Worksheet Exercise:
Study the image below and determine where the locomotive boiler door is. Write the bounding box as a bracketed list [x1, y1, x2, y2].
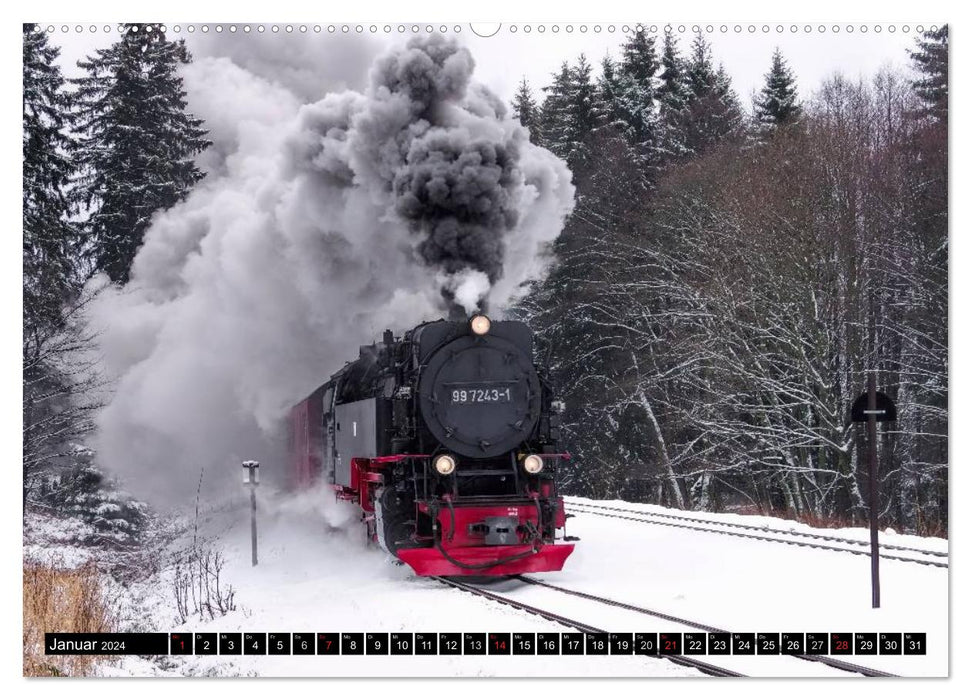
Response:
[418, 334, 541, 459]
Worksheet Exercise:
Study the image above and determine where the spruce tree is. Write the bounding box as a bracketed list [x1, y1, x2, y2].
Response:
[566, 54, 600, 166]
[754, 48, 801, 129]
[540, 62, 574, 163]
[23, 24, 78, 330]
[657, 29, 688, 112]
[909, 25, 948, 123]
[74, 23, 209, 283]
[685, 34, 717, 97]
[620, 28, 660, 96]
[597, 54, 623, 127]
[539, 57, 601, 170]
[712, 65, 744, 137]
[656, 29, 689, 159]
[23, 25, 103, 519]
[616, 28, 661, 158]
[511, 77, 542, 144]
[681, 34, 743, 155]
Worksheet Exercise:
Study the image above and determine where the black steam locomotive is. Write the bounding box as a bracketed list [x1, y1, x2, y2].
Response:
[288, 315, 576, 576]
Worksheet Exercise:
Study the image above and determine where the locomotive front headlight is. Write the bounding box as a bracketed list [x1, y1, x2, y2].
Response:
[433, 454, 456, 476]
[470, 314, 491, 336]
[523, 454, 544, 474]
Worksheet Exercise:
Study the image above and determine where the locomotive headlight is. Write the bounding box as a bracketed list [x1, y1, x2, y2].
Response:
[433, 454, 457, 476]
[523, 454, 544, 474]
[470, 314, 491, 336]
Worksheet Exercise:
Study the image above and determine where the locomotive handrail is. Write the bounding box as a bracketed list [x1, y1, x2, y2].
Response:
[450, 468, 515, 477]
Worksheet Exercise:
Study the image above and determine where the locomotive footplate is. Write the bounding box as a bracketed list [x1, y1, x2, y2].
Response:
[396, 543, 576, 577]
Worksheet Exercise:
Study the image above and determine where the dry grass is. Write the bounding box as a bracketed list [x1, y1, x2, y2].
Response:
[730, 505, 948, 538]
[23, 561, 115, 677]
[732, 505, 862, 531]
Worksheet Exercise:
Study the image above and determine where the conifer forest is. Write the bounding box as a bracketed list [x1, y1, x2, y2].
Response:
[23, 24, 948, 537]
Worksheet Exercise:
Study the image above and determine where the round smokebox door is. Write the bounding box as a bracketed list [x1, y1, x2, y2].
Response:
[418, 334, 541, 458]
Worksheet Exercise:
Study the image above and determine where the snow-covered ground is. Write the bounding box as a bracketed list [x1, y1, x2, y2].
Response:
[69, 488, 946, 678]
[550, 497, 948, 677]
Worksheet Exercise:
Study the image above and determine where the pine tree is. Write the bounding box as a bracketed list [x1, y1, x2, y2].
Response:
[680, 34, 743, 155]
[539, 57, 603, 170]
[616, 28, 661, 158]
[684, 34, 717, 98]
[23, 25, 105, 520]
[597, 54, 623, 126]
[657, 29, 688, 112]
[656, 29, 689, 159]
[620, 28, 660, 96]
[74, 23, 209, 283]
[511, 77, 542, 144]
[754, 48, 801, 129]
[23, 24, 78, 330]
[565, 54, 601, 167]
[46, 452, 149, 547]
[909, 25, 948, 123]
[540, 62, 574, 163]
[714, 65, 744, 131]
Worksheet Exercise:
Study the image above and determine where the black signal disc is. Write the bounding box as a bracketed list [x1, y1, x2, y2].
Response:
[418, 334, 541, 458]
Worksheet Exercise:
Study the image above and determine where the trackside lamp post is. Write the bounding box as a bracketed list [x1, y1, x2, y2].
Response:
[243, 460, 260, 566]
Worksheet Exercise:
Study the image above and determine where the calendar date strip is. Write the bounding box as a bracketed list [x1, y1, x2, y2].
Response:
[44, 629, 924, 670]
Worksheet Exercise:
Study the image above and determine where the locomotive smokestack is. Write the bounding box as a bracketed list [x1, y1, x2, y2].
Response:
[446, 303, 467, 322]
[442, 289, 487, 321]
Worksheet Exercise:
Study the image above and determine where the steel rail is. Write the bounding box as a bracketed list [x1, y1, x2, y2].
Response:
[566, 503, 947, 569]
[516, 575, 897, 677]
[434, 576, 744, 677]
[564, 499, 947, 558]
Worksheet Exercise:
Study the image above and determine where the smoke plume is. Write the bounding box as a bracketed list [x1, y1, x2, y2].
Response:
[88, 35, 574, 502]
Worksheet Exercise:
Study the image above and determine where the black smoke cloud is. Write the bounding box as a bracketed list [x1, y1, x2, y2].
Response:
[373, 37, 535, 311]
[398, 132, 519, 285]
[87, 35, 574, 503]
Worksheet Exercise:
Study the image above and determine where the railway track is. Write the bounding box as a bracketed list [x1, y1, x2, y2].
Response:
[516, 575, 896, 678]
[566, 500, 947, 557]
[436, 576, 898, 677]
[565, 500, 947, 568]
[434, 576, 743, 677]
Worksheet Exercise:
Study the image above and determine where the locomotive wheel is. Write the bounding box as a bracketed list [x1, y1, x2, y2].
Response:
[380, 486, 405, 513]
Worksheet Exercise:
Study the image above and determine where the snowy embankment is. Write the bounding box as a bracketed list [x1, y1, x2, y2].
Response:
[550, 497, 948, 677]
[80, 487, 944, 678]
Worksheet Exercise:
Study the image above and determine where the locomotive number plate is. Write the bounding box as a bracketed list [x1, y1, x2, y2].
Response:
[448, 384, 514, 404]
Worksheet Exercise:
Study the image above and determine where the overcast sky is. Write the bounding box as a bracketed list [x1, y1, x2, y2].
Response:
[43, 22, 926, 113]
[463, 23, 922, 108]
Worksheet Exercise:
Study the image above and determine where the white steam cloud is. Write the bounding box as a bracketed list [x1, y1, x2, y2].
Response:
[88, 35, 574, 503]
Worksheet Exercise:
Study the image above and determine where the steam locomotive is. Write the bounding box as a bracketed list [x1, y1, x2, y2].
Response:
[287, 315, 576, 576]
